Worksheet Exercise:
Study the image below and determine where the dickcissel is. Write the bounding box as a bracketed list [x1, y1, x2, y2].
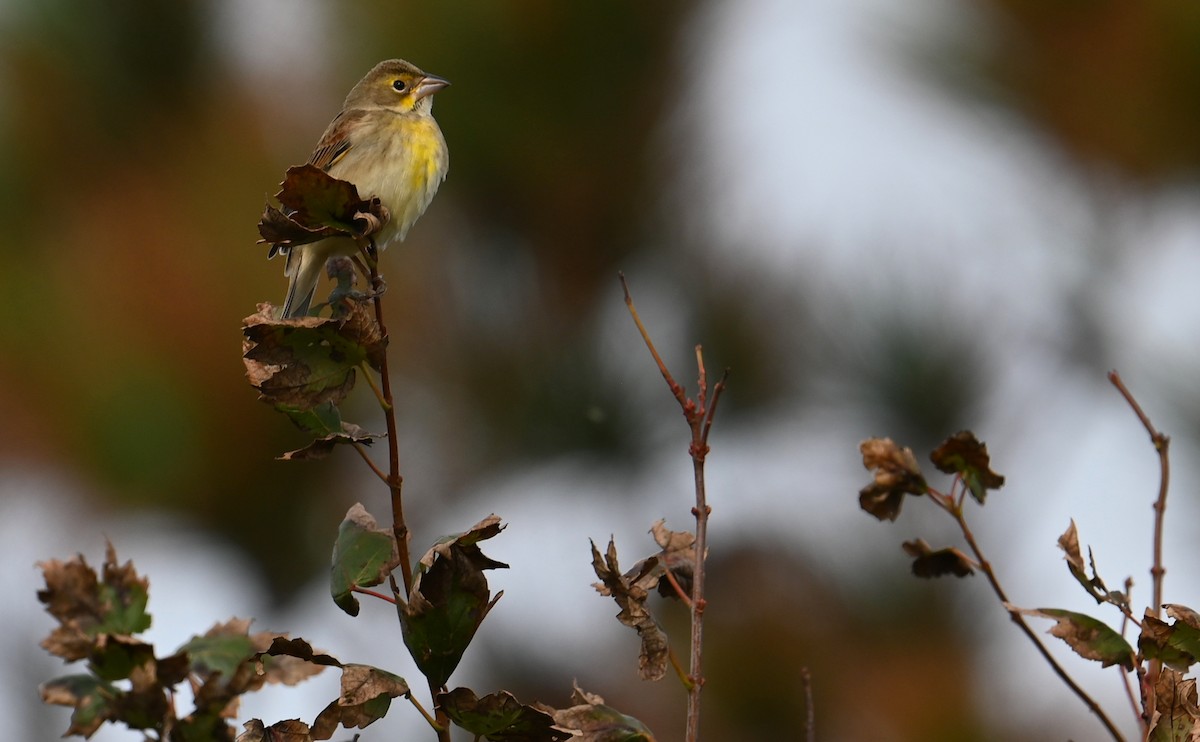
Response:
[279, 59, 449, 318]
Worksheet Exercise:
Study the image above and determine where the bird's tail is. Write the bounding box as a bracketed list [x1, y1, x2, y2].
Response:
[280, 247, 323, 318]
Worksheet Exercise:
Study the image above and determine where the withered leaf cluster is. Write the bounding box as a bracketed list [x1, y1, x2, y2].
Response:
[1011, 524, 1200, 737]
[590, 521, 698, 681]
[858, 431, 1006, 522]
[857, 437, 929, 521]
[247, 165, 395, 457]
[37, 545, 397, 741]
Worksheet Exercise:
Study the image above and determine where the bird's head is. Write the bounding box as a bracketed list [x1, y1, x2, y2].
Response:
[346, 59, 449, 114]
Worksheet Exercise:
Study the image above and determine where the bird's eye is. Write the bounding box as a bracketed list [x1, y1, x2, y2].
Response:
[392, 79, 407, 92]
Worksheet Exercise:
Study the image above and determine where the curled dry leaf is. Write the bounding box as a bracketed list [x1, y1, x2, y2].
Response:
[236, 718, 314, 742]
[255, 635, 339, 687]
[648, 520, 698, 597]
[1147, 667, 1200, 741]
[590, 538, 669, 681]
[929, 431, 1005, 504]
[552, 682, 657, 742]
[617, 521, 699, 600]
[257, 164, 390, 253]
[1057, 520, 1124, 607]
[1166, 604, 1200, 629]
[310, 663, 409, 738]
[901, 539, 975, 578]
[37, 541, 152, 663]
[858, 437, 928, 521]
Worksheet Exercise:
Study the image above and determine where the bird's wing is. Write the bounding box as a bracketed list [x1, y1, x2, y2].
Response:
[309, 109, 369, 172]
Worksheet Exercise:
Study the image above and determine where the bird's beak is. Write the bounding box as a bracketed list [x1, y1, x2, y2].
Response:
[414, 74, 450, 100]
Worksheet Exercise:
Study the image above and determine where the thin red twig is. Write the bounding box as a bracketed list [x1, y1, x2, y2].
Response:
[1108, 370, 1170, 730]
[1107, 371, 1170, 621]
[351, 585, 397, 605]
[620, 273, 728, 742]
[362, 240, 449, 742]
[950, 504, 1125, 741]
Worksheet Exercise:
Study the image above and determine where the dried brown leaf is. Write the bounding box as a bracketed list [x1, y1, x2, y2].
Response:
[858, 438, 927, 521]
[1148, 667, 1200, 741]
[551, 682, 657, 741]
[236, 718, 314, 742]
[901, 539, 975, 578]
[930, 430, 1005, 503]
[590, 538, 669, 681]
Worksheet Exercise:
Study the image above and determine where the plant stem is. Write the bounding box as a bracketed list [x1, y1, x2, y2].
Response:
[952, 506, 1125, 741]
[428, 682, 452, 742]
[686, 451, 708, 742]
[363, 247, 444, 741]
[620, 274, 729, 742]
[351, 585, 397, 604]
[663, 563, 693, 606]
[366, 264, 414, 598]
[620, 273, 688, 407]
[1116, 580, 1144, 735]
[1108, 371, 1170, 728]
[405, 692, 442, 731]
[1107, 371, 1170, 621]
[350, 442, 388, 485]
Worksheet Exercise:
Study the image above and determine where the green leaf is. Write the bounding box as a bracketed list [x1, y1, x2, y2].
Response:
[1008, 605, 1135, 670]
[242, 308, 365, 411]
[96, 581, 151, 636]
[310, 664, 409, 737]
[399, 515, 508, 687]
[37, 542, 152, 662]
[89, 635, 155, 682]
[929, 431, 1004, 504]
[1139, 606, 1200, 672]
[280, 401, 344, 438]
[40, 674, 117, 738]
[330, 504, 401, 616]
[440, 687, 570, 741]
[271, 401, 381, 461]
[178, 633, 257, 680]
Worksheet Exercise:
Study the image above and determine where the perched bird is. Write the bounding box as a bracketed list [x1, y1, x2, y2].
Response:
[279, 59, 449, 318]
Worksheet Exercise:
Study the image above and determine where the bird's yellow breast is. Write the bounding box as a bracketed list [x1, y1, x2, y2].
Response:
[329, 111, 448, 246]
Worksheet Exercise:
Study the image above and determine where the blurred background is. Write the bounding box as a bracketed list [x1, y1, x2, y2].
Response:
[4, 0, 1200, 739]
